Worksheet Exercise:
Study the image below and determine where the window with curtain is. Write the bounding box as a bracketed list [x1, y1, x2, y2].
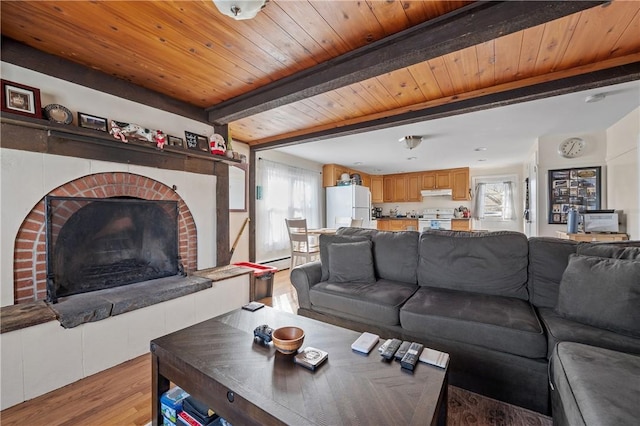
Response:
[256, 158, 321, 263]
[472, 176, 517, 221]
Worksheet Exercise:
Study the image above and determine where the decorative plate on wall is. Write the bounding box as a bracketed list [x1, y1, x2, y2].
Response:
[43, 103, 73, 124]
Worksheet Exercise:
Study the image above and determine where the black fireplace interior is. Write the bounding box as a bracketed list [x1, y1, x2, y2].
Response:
[46, 196, 179, 302]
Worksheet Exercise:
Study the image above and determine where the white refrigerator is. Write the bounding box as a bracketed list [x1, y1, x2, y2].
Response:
[326, 185, 371, 228]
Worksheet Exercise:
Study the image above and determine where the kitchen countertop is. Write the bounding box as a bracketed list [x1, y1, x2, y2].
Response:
[377, 216, 421, 220]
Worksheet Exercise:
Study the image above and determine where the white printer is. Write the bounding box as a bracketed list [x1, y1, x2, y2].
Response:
[582, 210, 619, 233]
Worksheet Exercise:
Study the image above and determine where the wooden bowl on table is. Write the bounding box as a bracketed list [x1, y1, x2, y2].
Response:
[272, 326, 305, 354]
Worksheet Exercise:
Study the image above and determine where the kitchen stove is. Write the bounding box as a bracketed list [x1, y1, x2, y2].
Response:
[419, 209, 455, 231]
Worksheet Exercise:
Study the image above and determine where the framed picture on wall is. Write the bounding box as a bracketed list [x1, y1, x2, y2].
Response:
[1, 79, 43, 119]
[548, 166, 601, 224]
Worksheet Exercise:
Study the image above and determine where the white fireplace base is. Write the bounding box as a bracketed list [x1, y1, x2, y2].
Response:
[0, 274, 249, 410]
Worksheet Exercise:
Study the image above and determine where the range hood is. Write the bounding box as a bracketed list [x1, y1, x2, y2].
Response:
[421, 189, 452, 197]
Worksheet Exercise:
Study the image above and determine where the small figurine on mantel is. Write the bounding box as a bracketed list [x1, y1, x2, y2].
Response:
[154, 130, 167, 150]
[209, 133, 226, 156]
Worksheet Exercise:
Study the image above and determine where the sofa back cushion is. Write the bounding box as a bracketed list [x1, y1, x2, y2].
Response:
[418, 230, 529, 299]
[327, 240, 376, 284]
[319, 234, 371, 281]
[556, 254, 640, 338]
[338, 227, 420, 284]
[528, 237, 578, 308]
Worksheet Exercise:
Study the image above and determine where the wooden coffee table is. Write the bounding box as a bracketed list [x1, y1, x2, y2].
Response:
[151, 307, 448, 425]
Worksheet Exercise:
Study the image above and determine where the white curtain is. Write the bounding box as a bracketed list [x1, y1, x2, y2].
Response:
[472, 183, 486, 219]
[256, 159, 321, 263]
[472, 181, 516, 220]
[503, 181, 516, 220]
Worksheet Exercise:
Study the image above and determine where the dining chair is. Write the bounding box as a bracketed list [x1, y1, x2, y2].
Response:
[285, 218, 320, 270]
[350, 218, 363, 227]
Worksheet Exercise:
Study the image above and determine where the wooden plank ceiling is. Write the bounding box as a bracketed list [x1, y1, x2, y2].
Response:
[1, 1, 639, 148]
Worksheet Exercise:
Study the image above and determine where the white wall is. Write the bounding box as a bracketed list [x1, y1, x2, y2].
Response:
[0, 275, 249, 410]
[606, 107, 640, 240]
[537, 131, 607, 237]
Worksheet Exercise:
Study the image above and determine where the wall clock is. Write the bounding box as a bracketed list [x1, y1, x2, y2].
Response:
[558, 137, 586, 158]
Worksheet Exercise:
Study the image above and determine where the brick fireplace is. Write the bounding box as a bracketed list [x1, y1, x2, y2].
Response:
[13, 172, 197, 304]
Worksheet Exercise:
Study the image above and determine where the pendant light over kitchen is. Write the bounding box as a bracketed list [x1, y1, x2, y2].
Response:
[399, 135, 423, 150]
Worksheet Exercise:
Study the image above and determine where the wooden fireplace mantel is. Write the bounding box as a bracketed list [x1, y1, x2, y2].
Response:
[0, 113, 240, 173]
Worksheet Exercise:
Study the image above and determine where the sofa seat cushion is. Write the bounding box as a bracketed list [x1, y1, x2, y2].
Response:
[309, 279, 417, 326]
[400, 287, 546, 358]
[537, 308, 640, 358]
[417, 231, 529, 299]
[551, 342, 640, 426]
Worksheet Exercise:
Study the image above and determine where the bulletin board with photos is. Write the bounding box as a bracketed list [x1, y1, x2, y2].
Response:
[548, 166, 601, 224]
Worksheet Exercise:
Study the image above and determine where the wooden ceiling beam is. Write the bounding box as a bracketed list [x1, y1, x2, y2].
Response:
[207, 1, 606, 124]
[251, 62, 640, 150]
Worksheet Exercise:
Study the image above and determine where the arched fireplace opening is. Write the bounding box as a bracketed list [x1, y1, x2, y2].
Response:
[46, 196, 180, 302]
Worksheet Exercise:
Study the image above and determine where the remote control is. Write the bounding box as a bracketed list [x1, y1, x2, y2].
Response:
[378, 338, 393, 353]
[400, 342, 423, 371]
[351, 332, 380, 354]
[394, 341, 412, 361]
[380, 338, 402, 361]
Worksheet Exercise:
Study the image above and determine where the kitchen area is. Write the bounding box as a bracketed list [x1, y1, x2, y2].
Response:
[323, 164, 474, 232]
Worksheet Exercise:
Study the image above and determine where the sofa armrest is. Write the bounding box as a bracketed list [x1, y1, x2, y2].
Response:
[290, 260, 322, 310]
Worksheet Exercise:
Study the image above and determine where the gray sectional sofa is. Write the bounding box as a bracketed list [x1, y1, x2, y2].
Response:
[290, 228, 640, 422]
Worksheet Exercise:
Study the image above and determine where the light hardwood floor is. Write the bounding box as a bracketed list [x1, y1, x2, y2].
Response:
[1, 270, 551, 426]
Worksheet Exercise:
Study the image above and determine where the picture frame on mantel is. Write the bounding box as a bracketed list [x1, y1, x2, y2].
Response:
[1, 79, 43, 119]
[184, 131, 209, 152]
[78, 112, 108, 132]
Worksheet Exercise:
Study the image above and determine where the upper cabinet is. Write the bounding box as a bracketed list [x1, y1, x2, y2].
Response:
[451, 167, 471, 201]
[323, 163, 470, 202]
[422, 170, 451, 190]
[370, 176, 384, 203]
[383, 176, 394, 202]
[407, 174, 421, 202]
[322, 164, 370, 188]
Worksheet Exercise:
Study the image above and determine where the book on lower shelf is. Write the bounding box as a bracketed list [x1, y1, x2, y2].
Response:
[294, 347, 329, 370]
[418, 347, 449, 369]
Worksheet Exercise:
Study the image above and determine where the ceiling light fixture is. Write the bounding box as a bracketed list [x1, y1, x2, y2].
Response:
[585, 93, 606, 103]
[212, 0, 268, 20]
[399, 135, 423, 150]
[474, 147, 487, 151]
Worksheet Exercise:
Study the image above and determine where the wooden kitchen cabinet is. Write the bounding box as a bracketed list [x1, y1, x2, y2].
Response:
[389, 219, 417, 231]
[422, 170, 451, 190]
[451, 168, 470, 200]
[407, 174, 421, 201]
[377, 220, 390, 230]
[323, 164, 348, 187]
[393, 174, 407, 201]
[383, 176, 394, 202]
[451, 219, 472, 231]
[370, 176, 384, 203]
[322, 164, 371, 188]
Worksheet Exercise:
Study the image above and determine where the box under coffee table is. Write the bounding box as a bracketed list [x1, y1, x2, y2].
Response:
[151, 307, 448, 425]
